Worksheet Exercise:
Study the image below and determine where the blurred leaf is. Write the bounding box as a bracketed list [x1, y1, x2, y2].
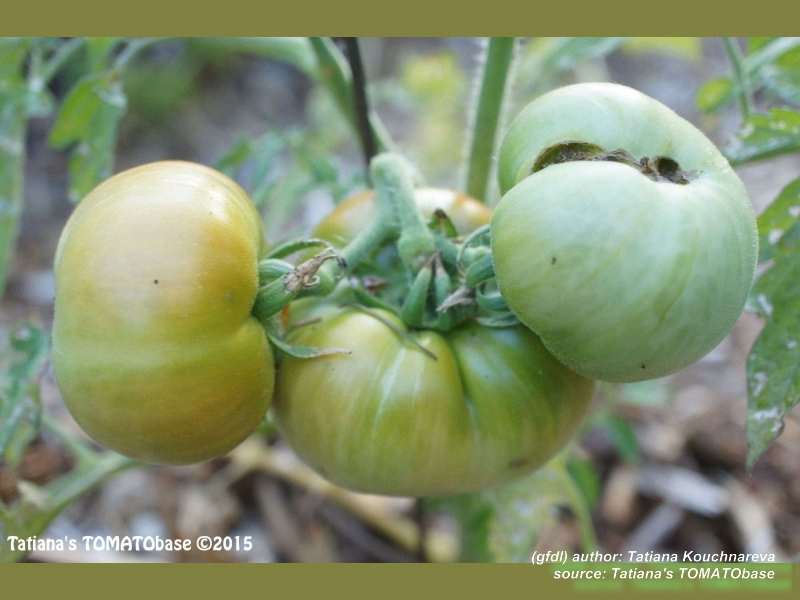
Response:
[604, 415, 641, 464]
[696, 77, 735, 114]
[748, 37, 777, 53]
[745, 176, 800, 469]
[124, 59, 199, 124]
[622, 37, 702, 61]
[216, 127, 363, 242]
[0, 324, 49, 464]
[742, 37, 800, 77]
[24, 41, 56, 119]
[698, 38, 800, 117]
[84, 37, 121, 72]
[725, 108, 800, 163]
[431, 456, 596, 562]
[0, 38, 31, 298]
[746, 293, 800, 470]
[0, 438, 133, 562]
[48, 72, 127, 202]
[192, 37, 316, 76]
[754, 177, 800, 263]
[394, 52, 466, 183]
[567, 458, 601, 508]
[761, 47, 800, 107]
[532, 37, 625, 75]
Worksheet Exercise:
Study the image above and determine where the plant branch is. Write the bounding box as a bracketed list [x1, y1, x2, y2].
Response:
[464, 37, 517, 203]
[722, 37, 753, 120]
[338, 37, 377, 170]
[309, 37, 394, 154]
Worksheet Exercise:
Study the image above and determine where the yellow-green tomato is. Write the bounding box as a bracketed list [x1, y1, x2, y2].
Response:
[314, 187, 492, 245]
[52, 161, 274, 464]
[274, 300, 595, 497]
[492, 83, 758, 382]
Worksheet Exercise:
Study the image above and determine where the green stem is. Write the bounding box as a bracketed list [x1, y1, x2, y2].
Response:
[42, 37, 86, 83]
[309, 37, 394, 153]
[0, 39, 31, 299]
[1, 417, 136, 563]
[253, 251, 342, 321]
[111, 37, 161, 74]
[722, 37, 753, 120]
[561, 468, 599, 553]
[464, 37, 516, 203]
[372, 154, 437, 272]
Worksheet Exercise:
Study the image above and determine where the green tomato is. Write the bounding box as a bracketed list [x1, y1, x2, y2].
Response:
[492, 83, 758, 382]
[52, 161, 274, 465]
[274, 300, 595, 497]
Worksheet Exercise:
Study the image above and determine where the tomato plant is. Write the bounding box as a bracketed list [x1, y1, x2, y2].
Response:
[52, 161, 275, 464]
[268, 182, 594, 497]
[492, 82, 759, 382]
[273, 299, 595, 497]
[3, 36, 797, 565]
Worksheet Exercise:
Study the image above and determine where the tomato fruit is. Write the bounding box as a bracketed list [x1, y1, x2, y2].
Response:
[275, 189, 593, 496]
[273, 300, 595, 497]
[52, 161, 274, 464]
[492, 83, 758, 382]
[314, 187, 492, 245]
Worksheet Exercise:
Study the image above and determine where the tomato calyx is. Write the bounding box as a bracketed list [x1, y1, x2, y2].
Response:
[532, 141, 698, 185]
[253, 248, 345, 324]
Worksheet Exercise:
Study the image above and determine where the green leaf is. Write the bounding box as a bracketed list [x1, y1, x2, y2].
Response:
[745, 177, 800, 469]
[0, 324, 49, 464]
[761, 47, 800, 107]
[754, 177, 800, 263]
[696, 77, 735, 114]
[431, 456, 597, 562]
[528, 37, 625, 79]
[748, 37, 777, 53]
[725, 108, 800, 164]
[216, 138, 257, 175]
[746, 279, 800, 469]
[84, 37, 121, 72]
[604, 414, 641, 464]
[742, 37, 800, 77]
[0, 38, 31, 298]
[48, 73, 127, 202]
[567, 458, 601, 508]
[0, 439, 134, 563]
[192, 37, 316, 76]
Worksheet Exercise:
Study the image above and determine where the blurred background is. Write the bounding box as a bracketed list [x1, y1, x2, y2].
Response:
[1, 37, 799, 562]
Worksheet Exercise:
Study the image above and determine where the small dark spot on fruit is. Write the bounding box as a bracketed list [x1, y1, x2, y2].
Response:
[641, 363, 646, 369]
[551, 256, 557, 265]
[154, 279, 159, 284]
[508, 457, 526, 468]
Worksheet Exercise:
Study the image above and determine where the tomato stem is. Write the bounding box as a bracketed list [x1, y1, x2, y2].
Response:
[253, 250, 343, 322]
[464, 37, 517, 204]
[371, 153, 438, 272]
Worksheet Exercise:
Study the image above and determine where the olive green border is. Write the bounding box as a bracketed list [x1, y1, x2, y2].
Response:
[0, 564, 796, 597]
[0, 0, 798, 34]
[3, 1, 800, 593]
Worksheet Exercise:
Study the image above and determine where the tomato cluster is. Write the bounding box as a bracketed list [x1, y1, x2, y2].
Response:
[51, 83, 757, 497]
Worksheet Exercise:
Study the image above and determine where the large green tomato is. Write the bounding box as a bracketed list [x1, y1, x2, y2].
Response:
[52, 161, 274, 465]
[492, 83, 758, 382]
[275, 189, 593, 496]
[274, 300, 595, 497]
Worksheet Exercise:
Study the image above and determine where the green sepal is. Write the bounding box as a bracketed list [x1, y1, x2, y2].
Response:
[399, 259, 434, 328]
